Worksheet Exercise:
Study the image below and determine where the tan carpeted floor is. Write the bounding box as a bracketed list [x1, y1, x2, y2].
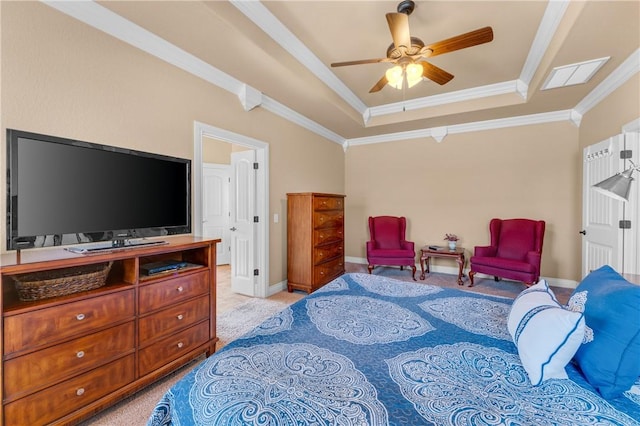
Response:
[80, 263, 572, 425]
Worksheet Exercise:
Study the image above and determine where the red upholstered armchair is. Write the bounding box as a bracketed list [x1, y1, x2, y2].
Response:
[366, 216, 416, 280]
[469, 218, 545, 287]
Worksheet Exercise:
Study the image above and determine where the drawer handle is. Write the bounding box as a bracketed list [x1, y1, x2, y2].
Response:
[177, 342, 184, 349]
[76, 388, 85, 396]
[76, 350, 85, 358]
[177, 314, 184, 320]
[177, 286, 184, 293]
[320, 271, 325, 275]
[76, 313, 85, 321]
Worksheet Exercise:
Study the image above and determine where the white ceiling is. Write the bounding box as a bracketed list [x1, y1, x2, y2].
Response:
[48, 1, 640, 145]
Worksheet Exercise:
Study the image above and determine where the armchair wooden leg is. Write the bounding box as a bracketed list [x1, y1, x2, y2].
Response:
[468, 270, 476, 287]
[368, 265, 373, 274]
[494, 276, 501, 282]
[411, 265, 416, 281]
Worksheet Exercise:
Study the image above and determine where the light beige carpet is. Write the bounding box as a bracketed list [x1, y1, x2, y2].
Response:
[81, 297, 294, 426]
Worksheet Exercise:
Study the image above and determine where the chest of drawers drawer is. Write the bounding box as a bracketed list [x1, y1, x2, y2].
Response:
[313, 210, 344, 229]
[4, 321, 134, 401]
[139, 295, 209, 345]
[314, 256, 345, 286]
[3, 289, 135, 354]
[139, 321, 210, 376]
[313, 196, 343, 211]
[313, 242, 343, 265]
[3, 354, 134, 426]
[139, 270, 209, 314]
[314, 227, 344, 246]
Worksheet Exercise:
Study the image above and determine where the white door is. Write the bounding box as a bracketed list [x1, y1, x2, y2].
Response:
[622, 131, 639, 275]
[582, 135, 625, 276]
[202, 164, 230, 265]
[230, 150, 256, 296]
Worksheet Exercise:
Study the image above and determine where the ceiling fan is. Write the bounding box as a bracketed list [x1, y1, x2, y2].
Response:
[331, 0, 494, 93]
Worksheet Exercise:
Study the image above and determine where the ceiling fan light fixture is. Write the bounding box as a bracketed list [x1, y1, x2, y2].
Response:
[406, 62, 423, 88]
[386, 65, 404, 89]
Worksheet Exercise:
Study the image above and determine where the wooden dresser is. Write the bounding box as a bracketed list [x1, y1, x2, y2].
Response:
[287, 193, 345, 293]
[0, 236, 219, 425]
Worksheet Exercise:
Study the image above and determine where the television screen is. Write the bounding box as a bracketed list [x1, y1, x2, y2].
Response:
[6, 129, 191, 250]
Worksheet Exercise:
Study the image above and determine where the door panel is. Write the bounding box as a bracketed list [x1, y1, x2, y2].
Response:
[582, 135, 624, 276]
[202, 164, 230, 265]
[230, 150, 256, 296]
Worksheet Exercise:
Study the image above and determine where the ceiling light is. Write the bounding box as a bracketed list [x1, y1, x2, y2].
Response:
[385, 65, 404, 89]
[406, 63, 424, 88]
[542, 57, 609, 90]
[386, 62, 424, 90]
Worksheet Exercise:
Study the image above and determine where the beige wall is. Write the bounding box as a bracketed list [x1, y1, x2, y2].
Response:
[1, 2, 636, 285]
[0, 2, 345, 286]
[203, 137, 232, 164]
[345, 122, 582, 281]
[578, 75, 640, 150]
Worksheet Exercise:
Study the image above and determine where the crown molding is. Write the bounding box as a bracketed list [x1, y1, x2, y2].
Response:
[367, 80, 521, 119]
[43, 1, 243, 92]
[230, 0, 368, 115]
[623, 117, 640, 133]
[41, 1, 637, 151]
[42, 0, 345, 147]
[348, 109, 573, 146]
[574, 48, 640, 116]
[518, 0, 570, 91]
[234, 0, 567, 123]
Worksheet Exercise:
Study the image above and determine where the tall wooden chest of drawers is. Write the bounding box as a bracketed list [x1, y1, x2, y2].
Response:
[287, 193, 346, 293]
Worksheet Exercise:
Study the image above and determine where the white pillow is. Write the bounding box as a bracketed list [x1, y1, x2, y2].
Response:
[507, 280, 585, 385]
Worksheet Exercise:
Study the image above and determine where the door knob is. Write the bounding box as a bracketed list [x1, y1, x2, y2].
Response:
[579, 230, 586, 235]
[230, 227, 237, 231]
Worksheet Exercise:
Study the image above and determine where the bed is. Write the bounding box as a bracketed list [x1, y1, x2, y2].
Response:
[148, 272, 640, 425]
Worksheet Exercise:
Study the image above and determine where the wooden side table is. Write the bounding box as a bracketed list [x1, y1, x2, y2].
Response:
[420, 246, 466, 285]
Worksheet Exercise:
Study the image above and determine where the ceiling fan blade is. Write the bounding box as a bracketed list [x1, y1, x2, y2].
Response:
[422, 26, 494, 58]
[369, 75, 388, 93]
[331, 58, 391, 67]
[386, 12, 411, 50]
[420, 61, 454, 85]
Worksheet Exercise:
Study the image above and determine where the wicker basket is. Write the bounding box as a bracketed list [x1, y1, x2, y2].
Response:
[12, 262, 113, 302]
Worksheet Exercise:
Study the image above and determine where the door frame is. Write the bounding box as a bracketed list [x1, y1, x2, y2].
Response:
[193, 121, 270, 298]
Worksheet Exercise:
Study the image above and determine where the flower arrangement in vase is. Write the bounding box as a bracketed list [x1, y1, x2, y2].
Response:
[444, 234, 459, 250]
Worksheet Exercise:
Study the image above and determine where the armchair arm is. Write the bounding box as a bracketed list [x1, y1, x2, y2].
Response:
[366, 241, 376, 251]
[474, 245, 497, 257]
[400, 240, 415, 251]
[526, 251, 542, 269]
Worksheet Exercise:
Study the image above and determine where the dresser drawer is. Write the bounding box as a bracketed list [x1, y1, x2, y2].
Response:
[4, 321, 134, 400]
[3, 354, 134, 426]
[3, 289, 134, 354]
[139, 321, 210, 376]
[314, 256, 345, 285]
[313, 242, 343, 265]
[313, 210, 344, 229]
[314, 227, 344, 246]
[313, 196, 343, 211]
[139, 271, 209, 314]
[139, 295, 209, 345]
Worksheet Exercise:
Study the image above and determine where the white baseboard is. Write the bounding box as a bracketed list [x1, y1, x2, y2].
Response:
[267, 280, 287, 296]
[345, 256, 578, 289]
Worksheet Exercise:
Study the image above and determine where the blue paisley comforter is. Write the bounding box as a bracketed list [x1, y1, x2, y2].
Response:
[148, 273, 640, 425]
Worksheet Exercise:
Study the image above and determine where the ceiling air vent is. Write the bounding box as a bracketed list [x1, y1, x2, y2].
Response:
[541, 57, 610, 90]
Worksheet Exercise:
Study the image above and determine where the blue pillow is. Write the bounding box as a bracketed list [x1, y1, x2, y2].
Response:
[570, 265, 640, 399]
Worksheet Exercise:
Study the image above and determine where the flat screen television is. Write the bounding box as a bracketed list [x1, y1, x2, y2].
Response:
[6, 129, 191, 251]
